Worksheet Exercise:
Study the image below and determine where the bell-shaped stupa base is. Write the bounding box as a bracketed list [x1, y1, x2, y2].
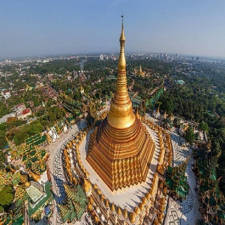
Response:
[87, 117, 155, 191]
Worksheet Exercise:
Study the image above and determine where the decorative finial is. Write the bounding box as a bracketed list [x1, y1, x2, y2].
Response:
[121, 14, 124, 23]
[120, 15, 125, 41]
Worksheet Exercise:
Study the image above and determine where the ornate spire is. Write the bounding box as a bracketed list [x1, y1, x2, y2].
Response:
[107, 16, 135, 129]
[139, 65, 142, 73]
[120, 15, 125, 41]
[87, 16, 155, 191]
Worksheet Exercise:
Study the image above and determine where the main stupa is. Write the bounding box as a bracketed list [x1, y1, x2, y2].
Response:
[62, 17, 173, 224]
[87, 18, 155, 191]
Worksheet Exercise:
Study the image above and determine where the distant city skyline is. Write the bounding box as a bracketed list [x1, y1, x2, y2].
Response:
[1, 0, 225, 58]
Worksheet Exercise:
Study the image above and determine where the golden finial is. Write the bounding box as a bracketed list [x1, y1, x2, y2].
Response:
[118, 15, 126, 73]
[107, 16, 136, 129]
[120, 15, 125, 41]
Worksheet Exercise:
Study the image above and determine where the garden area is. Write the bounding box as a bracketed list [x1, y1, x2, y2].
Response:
[165, 161, 189, 201]
[59, 184, 87, 223]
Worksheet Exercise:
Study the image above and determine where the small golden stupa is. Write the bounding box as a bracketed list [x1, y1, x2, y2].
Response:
[139, 65, 145, 77]
[87, 17, 155, 191]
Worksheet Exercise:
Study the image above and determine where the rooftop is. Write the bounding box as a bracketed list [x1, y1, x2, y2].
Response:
[26, 183, 44, 203]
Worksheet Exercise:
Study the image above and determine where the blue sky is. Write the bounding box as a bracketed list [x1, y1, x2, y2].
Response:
[1, 0, 225, 58]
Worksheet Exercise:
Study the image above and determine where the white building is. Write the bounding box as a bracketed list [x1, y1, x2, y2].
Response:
[1, 90, 11, 99]
[14, 103, 26, 115]
[17, 108, 32, 120]
[99, 54, 104, 61]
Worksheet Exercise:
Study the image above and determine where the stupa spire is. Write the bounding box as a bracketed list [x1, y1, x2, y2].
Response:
[107, 16, 136, 129]
[120, 15, 125, 41]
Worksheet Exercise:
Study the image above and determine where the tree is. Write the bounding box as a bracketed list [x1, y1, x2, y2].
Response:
[0, 135, 7, 150]
[211, 140, 222, 158]
[0, 102, 9, 118]
[185, 127, 195, 144]
[160, 95, 174, 114]
[165, 161, 189, 201]
[173, 118, 181, 127]
[199, 121, 209, 132]
[0, 151, 6, 169]
[0, 185, 14, 210]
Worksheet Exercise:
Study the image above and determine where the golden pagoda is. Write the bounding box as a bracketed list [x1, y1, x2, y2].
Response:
[139, 65, 145, 77]
[87, 18, 155, 191]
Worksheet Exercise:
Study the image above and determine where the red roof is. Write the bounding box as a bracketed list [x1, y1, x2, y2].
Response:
[22, 108, 31, 115]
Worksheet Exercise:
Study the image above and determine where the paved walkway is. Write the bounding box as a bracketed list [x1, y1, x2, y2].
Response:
[47, 122, 84, 225]
[164, 132, 200, 225]
[145, 115, 200, 225]
[44, 119, 95, 225]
